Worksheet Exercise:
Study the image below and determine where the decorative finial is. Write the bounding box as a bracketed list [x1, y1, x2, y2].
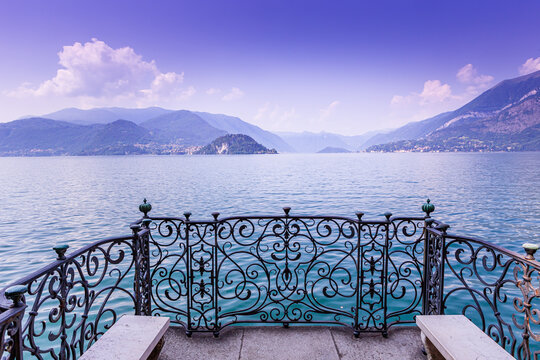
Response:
[139, 198, 152, 218]
[212, 212, 220, 221]
[384, 212, 392, 221]
[523, 243, 539, 260]
[422, 199, 435, 217]
[52, 244, 69, 260]
[184, 212, 192, 221]
[355, 212, 364, 221]
[283, 207, 291, 216]
[4, 285, 27, 307]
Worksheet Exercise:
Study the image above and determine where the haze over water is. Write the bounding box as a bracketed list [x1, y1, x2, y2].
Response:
[1, 152, 538, 287]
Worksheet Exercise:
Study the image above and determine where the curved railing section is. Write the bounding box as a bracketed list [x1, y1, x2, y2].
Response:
[147, 210, 426, 337]
[0, 227, 150, 360]
[424, 222, 540, 360]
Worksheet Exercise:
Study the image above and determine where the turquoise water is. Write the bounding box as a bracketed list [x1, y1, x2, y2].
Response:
[1, 152, 539, 288]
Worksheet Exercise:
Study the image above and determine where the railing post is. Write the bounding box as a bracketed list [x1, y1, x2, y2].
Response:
[133, 199, 153, 316]
[51, 245, 69, 360]
[353, 212, 363, 338]
[423, 222, 448, 315]
[184, 212, 193, 337]
[141, 219, 153, 316]
[131, 223, 143, 315]
[515, 243, 540, 360]
[421, 199, 434, 315]
[421, 199, 447, 315]
[2, 286, 27, 360]
[382, 212, 392, 338]
[212, 212, 220, 338]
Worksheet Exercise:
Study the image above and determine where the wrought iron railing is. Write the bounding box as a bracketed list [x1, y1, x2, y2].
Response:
[1, 200, 539, 359]
[0, 229, 150, 360]
[424, 222, 540, 359]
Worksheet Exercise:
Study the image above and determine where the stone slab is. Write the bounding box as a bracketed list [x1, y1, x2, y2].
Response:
[160, 327, 243, 360]
[239, 326, 340, 360]
[80, 315, 169, 360]
[416, 315, 514, 360]
[330, 327, 423, 360]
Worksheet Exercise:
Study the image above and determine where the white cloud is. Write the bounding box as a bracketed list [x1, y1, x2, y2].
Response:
[206, 88, 221, 95]
[320, 100, 340, 119]
[419, 80, 453, 104]
[147, 72, 184, 95]
[457, 64, 493, 84]
[392, 64, 494, 112]
[456, 64, 493, 94]
[253, 102, 298, 130]
[519, 57, 540, 75]
[222, 87, 244, 101]
[389, 78, 467, 128]
[7, 38, 187, 102]
[392, 80, 454, 107]
[180, 86, 196, 100]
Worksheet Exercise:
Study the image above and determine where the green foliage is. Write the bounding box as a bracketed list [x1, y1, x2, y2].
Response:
[195, 134, 278, 155]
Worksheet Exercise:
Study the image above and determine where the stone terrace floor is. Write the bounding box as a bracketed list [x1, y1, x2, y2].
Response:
[159, 326, 423, 360]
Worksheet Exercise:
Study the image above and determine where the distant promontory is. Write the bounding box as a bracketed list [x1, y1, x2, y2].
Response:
[317, 146, 351, 153]
[195, 134, 278, 155]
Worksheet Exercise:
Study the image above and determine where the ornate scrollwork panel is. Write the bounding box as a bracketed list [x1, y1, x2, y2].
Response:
[386, 219, 425, 327]
[442, 235, 540, 359]
[215, 217, 358, 328]
[11, 238, 137, 359]
[147, 219, 189, 327]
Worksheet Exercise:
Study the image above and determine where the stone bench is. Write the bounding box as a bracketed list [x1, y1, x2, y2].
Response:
[80, 315, 170, 360]
[416, 315, 514, 360]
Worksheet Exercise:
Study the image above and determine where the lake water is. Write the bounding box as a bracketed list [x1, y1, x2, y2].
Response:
[1, 152, 539, 287]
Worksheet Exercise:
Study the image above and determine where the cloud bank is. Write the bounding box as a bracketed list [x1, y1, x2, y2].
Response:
[519, 57, 540, 75]
[222, 87, 245, 101]
[391, 79, 454, 106]
[8, 38, 187, 102]
[456, 64, 494, 94]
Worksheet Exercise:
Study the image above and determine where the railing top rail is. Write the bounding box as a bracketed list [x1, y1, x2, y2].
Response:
[0, 232, 139, 296]
[146, 214, 427, 223]
[427, 226, 540, 269]
[0, 303, 25, 320]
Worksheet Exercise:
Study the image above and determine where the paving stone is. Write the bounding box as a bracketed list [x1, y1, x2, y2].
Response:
[239, 327, 340, 360]
[160, 327, 243, 360]
[330, 327, 424, 360]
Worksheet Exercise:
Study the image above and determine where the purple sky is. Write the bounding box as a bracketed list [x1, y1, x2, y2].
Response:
[1, 0, 539, 134]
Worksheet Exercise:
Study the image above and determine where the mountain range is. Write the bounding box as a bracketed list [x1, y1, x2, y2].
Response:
[1, 70, 539, 155]
[365, 70, 540, 152]
[41, 108, 293, 152]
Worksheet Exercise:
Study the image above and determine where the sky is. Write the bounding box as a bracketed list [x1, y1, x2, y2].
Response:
[0, 0, 539, 135]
